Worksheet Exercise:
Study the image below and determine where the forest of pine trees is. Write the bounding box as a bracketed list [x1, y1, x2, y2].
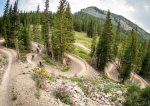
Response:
[0, 0, 149, 82]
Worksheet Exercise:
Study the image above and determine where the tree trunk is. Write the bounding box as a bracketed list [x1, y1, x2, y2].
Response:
[48, 25, 54, 60]
[15, 37, 20, 59]
[60, 15, 64, 64]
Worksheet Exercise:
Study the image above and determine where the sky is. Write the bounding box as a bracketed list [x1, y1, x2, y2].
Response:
[0, 0, 150, 33]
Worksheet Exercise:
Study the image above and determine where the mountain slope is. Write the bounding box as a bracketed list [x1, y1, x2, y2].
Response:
[80, 6, 150, 40]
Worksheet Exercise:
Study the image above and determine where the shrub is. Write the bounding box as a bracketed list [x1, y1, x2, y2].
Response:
[34, 89, 40, 99]
[54, 91, 72, 105]
[42, 56, 54, 65]
[124, 85, 141, 106]
[111, 95, 117, 101]
[139, 86, 150, 106]
[11, 88, 17, 101]
[32, 68, 50, 99]
[32, 68, 49, 79]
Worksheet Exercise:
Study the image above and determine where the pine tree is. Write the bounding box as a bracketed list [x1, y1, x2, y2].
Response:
[65, 3, 75, 52]
[119, 29, 140, 83]
[137, 41, 148, 73]
[32, 4, 41, 42]
[96, 10, 113, 71]
[140, 41, 150, 79]
[13, 0, 20, 58]
[119, 43, 132, 83]
[113, 21, 121, 58]
[42, 0, 54, 59]
[2, 0, 10, 46]
[90, 25, 98, 65]
[130, 29, 140, 79]
[53, 0, 75, 64]
[87, 21, 94, 37]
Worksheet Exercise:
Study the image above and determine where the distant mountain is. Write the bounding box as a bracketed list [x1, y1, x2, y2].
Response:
[80, 6, 150, 40]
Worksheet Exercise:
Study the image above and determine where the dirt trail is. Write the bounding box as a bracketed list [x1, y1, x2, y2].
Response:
[27, 42, 99, 78]
[74, 42, 91, 53]
[0, 39, 17, 106]
[75, 42, 149, 88]
[0, 48, 16, 106]
[131, 73, 149, 89]
[105, 61, 149, 88]
[105, 62, 120, 82]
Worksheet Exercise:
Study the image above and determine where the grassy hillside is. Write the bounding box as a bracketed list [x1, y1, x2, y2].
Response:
[74, 31, 92, 49]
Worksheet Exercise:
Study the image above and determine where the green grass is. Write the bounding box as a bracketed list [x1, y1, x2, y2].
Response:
[54, 91, 73, 105]
[74, 31, 92, 49]
[74, 46, 90, 61]
[60, 66, 71, 72]
[42, 56, 54, 65]
[34, 88, 40, 99]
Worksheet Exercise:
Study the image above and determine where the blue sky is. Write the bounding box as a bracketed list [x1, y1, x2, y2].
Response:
[0, 0, 5, 16]
[0, 0, 150, 33]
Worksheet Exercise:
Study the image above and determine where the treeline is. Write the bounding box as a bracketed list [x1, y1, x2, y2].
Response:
[89, 10, 150, 82]
[1, 0, 31, 54]
[0, 0, 149, 80]
[73, 11, 127, 38]
[0, 0, 74, 64]
[73, 12, 103, 37]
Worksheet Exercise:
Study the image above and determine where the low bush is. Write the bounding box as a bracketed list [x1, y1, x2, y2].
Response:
[124, 85, 150, 106]
[32, 68, 50, 99]
[54, 90, 72, 105]
[42, 56, 54, 65]
[11, 88, 17, 101]
[34, 88, 40, 99]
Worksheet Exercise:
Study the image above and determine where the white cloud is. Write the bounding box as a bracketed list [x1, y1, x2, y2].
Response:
[144, 5, 150, 12]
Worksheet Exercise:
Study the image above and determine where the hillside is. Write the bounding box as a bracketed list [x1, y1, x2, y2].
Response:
[79, 6, 150, 40]
[0, 0, 150, 106]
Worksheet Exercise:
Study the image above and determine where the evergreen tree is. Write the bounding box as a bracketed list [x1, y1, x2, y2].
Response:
[13, 0, 20, 58]
[32, 4, 41, 42]
[64, 3, 75, 52]
[53, 0, 75, 64]
[87, 21, 94, 37]
[2, 0, 10, 46]
[136, 40, 148, 73]
[119, 29, 139, 83]
[90, 25, 98, 65]
[131, 29, 139, 66]
[42, 0, 54, 58]
[96, 10, 113, 71]
[113, 21, 121, 58]
[119, 42, 132, 83]
[140, 41, 150, 79]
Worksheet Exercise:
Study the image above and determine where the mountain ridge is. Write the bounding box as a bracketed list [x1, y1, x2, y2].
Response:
[79, 6, 150, 39]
